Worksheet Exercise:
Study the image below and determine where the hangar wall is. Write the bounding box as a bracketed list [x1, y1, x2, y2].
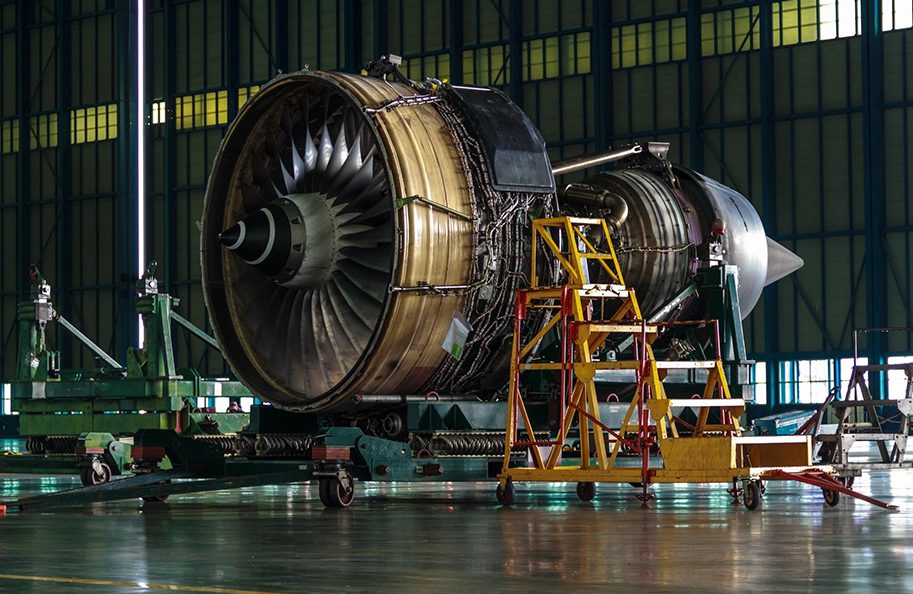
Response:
[0, 0, 909, 408]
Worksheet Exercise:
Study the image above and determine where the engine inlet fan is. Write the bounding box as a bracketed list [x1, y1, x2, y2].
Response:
[215, 80, 393, 400]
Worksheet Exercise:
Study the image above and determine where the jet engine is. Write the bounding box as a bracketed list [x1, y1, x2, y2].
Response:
[200, 65, 801, 413]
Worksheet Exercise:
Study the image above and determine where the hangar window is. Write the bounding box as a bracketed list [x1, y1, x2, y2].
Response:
[780, 359, 836, 403]
[0, 119, 18, 154]
[884, 0, 913, 31]
[462, 44, 510, 86]
[402, 53, 450, 82]
[525, 36, 559, 80]
[612, 17, 686, 70]
[28, 113, 58, 149]
[702, 6, 761, 57]
[773, 0, 821, 46]
[838, 356, 868, 395]
[817, 0, 861, 39]
[1, 384, 9, 415]
[887, 356, 913, 399]
[151, 100, 166, 125]
[523, 32, 590, 81]
[238, 85, 261, 109]
[563, 32, 592, 75]
[751, 361, 768, 405]
[70, 104, 118, 144]
[174, 90, 228, 130]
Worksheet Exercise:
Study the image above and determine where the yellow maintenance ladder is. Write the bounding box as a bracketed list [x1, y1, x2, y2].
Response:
[498, 217, 758, 505]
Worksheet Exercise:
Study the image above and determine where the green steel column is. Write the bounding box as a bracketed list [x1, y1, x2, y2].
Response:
[759, 0, 778, 411]
[163, 0, 175, 292]
[448, 0, 463, 83]
[592, 0, 613, 152]
[862, 0, 887, 396]
[373, 0, 387, 58]
[275, 0, 289, 74]
[507, 0, 522, 105]
[344, 0, 363, 73]
[116, 0, 138, 356]
[225, 0, 239, 121]
[56, 0, 72, 366]
[15, 1, 31, 304]
[686, 1, 704, 170]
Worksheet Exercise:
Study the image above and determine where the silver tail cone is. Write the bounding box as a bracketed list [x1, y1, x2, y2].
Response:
[764, 237, 804, 286]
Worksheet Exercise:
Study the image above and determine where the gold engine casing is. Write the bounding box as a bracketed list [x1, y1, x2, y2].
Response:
[201, 70, 552, 412]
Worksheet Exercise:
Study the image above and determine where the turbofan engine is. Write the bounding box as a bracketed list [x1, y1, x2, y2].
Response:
[200, 66, 801, 412]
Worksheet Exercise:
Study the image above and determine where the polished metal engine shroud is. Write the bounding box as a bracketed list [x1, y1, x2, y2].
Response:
[201, 70, 555, 412]
[202, 69, 803, 415]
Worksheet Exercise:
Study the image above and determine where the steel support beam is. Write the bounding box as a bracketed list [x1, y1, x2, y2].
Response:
[224, 0, 239, 121]
[507, 0, 522, 106]
[592, 0, 613, 152]
[448, 0, 463, 83]
[57, 0, 73, 365]
[116, 0, 138, 355]
[686, 1, 704, 170]
[862, 0, 887, 397]
[344, 0, 363, 74]
[759, 0, 778, 411]
[373, 0, 388, 58]
[15, 1, 31, 304]
[274, 0, 289, 74]
[162, 0, 176, 292]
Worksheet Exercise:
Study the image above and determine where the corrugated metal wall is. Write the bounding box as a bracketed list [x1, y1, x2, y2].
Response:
[0, 0, 910, 409]
[0, 0, 123, 380]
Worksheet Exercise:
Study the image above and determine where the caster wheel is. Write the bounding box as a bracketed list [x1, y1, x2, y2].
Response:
[330, 476, 355, 508]
[743, 480, 762, 511]
[823, 488, 840, 507]
[80, 462, 112, 486]
[318, 478, 332, 507]
[319, 476, 355, 508]
[576, 482, 596, 502]
[142, 495, 170, 503]
[496, 480, 516, 505]
[142, 480, 171, 503]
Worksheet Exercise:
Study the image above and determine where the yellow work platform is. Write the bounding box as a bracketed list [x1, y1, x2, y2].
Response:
[496, 217, 895, 511]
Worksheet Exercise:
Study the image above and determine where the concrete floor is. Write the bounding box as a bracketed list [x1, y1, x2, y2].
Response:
[1, 439, 913, 593]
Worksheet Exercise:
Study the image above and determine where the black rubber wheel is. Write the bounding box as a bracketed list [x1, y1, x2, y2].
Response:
[576, 481, 596, 502]
[841, 476, 855, 489]
[142, 495, 170, 503]
[318, 476, 355, 508]
[142, 480, 172, 503]
[317, 478, 332, 507]
[327, 476, 355, 508]
[80, 462, 112, 486]
[743, 480, 762, 510]
[823, 488, 840, 507]
[496, 480, 516, 505]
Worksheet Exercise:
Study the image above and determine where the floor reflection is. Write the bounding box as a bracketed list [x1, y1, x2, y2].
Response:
[0, 446, 911, 592]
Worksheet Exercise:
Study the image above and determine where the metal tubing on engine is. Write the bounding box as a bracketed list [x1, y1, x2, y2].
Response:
[352, 394, 480, 404]
[560, 183, 630, 228]
[550, 145, 644, 176]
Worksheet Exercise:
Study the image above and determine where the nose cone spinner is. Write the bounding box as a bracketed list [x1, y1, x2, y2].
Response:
[764, 237, 804, 286]
[218, 203, 293, 278]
